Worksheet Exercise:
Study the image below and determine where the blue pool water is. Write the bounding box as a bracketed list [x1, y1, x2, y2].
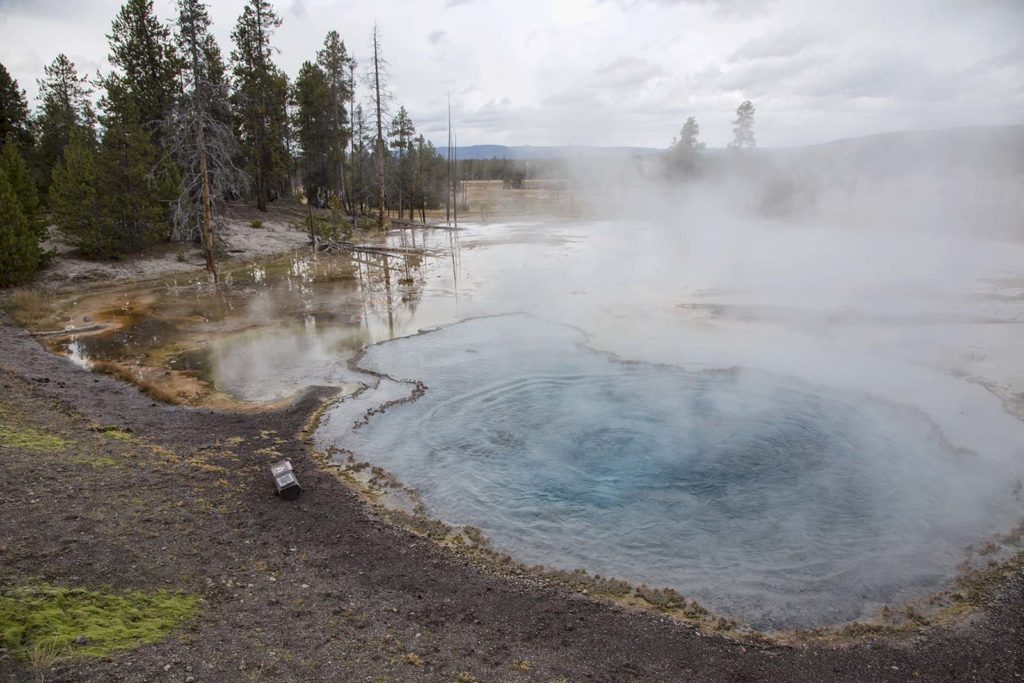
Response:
[316, 315, 1020, 629]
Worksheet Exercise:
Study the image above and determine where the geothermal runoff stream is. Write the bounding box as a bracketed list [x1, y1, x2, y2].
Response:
[54, 218, 1024, 631]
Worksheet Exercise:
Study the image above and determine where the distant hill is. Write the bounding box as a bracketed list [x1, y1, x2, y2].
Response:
[441, 144, 663, 160]
[445, 126, 1024, 163]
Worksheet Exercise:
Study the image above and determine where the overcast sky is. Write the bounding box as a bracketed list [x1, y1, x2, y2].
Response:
[0, 0, 1021, 148]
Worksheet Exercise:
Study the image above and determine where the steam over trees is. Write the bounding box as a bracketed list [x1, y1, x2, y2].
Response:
[670, 115, 704, 174]
[729, 100, 756, 149]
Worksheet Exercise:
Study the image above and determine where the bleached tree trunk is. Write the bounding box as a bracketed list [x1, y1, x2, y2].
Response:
[196, 121, 217, 281]
[372, 25, 386, 228]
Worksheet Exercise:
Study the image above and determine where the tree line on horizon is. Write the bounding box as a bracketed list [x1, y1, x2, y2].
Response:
[0, 0, 458, 284]
[666, 100, 756, 176]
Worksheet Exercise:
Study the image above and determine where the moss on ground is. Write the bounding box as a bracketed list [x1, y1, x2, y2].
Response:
[0, 424, 68, 451]
[0, 582, 198, 662]
[70, 455, 123, 469]
[96, 426, 135, 442]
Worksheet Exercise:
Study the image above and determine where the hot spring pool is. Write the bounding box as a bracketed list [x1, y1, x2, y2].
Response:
[316, 315, 1022, 630]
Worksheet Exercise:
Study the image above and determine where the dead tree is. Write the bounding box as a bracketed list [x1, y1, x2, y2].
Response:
[446, 92, 452, 225]
[370, 24, 388, 229]
[169, 0, 245, 281]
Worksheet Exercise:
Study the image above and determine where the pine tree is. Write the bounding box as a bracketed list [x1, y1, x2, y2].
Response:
[50, 132, 104, 255]
[316, 30, 354, 206]
[670, 116, 704, 175]
[729, 100, 756, 150]
[0, 63, 32, 151]
[350, 104, 371, 214]
[35, 55, 95, 197]
[85, 2, 181, 257]
[106, 0, 180, 139]
[97, 80, 177, 253]
[0, 170, 41, 285]
[389, 106, 415, 219]
[0, 141, 42, 238]
[230, 0, 289, 212]
[293, 60, 332, 207]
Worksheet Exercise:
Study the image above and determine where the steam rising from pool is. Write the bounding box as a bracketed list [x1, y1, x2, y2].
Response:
[316, 315, 1022, 630]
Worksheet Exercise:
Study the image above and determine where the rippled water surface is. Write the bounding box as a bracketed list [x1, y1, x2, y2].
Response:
[318, 315, 1023, 629]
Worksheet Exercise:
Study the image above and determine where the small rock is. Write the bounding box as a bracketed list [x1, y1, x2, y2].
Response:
[74, 635, 90, 646]
[185, 677, 196, 683]
[164, 663, 172, 671]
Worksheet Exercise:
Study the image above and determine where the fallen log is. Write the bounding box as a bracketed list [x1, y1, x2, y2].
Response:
[30, 324, 108, 338]
[389, 219, 463, 231]
[313, 237, 435, 259]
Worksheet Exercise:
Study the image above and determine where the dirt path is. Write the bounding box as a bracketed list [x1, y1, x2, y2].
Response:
[1, 322, 1022, 682]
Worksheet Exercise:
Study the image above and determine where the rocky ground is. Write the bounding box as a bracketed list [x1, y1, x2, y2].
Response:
[1, 321, 1022, 682]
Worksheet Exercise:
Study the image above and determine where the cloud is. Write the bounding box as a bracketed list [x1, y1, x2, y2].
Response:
[604, 0, 773, 17]
[1, 0, 1022, 148]
[593, 56, 666, 89]
[0, 0, 106, 21]
[718, 51, 825, 95]
[287, 0, 308, 20]
[728, 27, 817, 62]
[799, 54, 943, 100]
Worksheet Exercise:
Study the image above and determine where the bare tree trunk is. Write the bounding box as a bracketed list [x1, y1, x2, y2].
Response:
[197, 121, 217, 281]
[453, 130, 458, 229]
[255, 3, 269, 212]
[372, 25, 386, 229]
[348, 65, 356, 215]
[446, 93, 451, 225]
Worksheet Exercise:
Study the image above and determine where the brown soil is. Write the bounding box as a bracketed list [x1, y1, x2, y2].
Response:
[1, 322, 1022, 682]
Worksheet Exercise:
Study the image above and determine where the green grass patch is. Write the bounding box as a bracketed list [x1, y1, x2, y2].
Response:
[0, 583, 198, 662]
[70, 456, 122, 469]
[91, 426, 135, 442]
[0, 424, 68, 452]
